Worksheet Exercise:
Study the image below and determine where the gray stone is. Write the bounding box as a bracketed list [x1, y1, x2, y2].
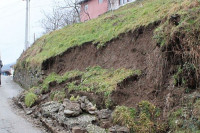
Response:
[86, 124, 106, 133]
[41, 94, 48, 101]
[63, 99, 82, 117]
[51, 112, 66, 125]
[72, 126, 87, 133]
[88, 111, 95, 115]
[78, 96, 87, 103]
[109, 125, 130, 133]
[34, 88, 41, 95]
[64, 110, 76, 116]
[79, 96, 96, 113]
[41, 101, 61, 117]
[63, 114, 97, 129]
[59, 105, 65, 112]
[26, 109, 33, 115]
[80, 103, 86, 110]
[96, 109, 112, 119]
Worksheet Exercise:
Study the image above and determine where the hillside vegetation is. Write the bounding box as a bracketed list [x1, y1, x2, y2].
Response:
[14, 0, 200, 132]
[17, 0, 198, 67]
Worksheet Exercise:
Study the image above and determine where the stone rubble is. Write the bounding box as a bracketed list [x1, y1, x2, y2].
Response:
[15, 94, 130, 133]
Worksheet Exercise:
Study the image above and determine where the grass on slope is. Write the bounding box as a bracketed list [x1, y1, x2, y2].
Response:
[41, 66, 140, 94]
[66, 66, 141, 94]
[18, 0, 198, 67]
[39, 66, 140, 106]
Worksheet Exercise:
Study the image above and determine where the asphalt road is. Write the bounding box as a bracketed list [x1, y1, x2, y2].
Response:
[0, 76, 42, 133]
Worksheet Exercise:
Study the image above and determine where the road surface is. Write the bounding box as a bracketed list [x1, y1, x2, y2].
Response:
[0, 76, 42, 133]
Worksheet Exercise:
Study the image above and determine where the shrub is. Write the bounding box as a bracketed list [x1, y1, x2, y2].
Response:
[138, 101, 160, 120]
[173, 62, 197, 92]
[112, 101, 163, 132]
[168, 108, 185, 131]
[112, 106, 136, 128]
[25, 92, 38, 107]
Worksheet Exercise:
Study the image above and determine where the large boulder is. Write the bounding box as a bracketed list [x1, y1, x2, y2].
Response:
[63, 114, 96, 129]
[63, 99, 82, 117]
[96, 109, 112, 119]
[78, 96, 97, 114]
[41, 101, 62, 117]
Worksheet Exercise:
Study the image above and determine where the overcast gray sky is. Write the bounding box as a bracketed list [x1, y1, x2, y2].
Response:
[0, 0, 57, 64]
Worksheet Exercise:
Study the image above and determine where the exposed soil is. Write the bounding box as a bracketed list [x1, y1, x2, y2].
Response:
[42, 21, 161, 74]
[40, 18, 200, 121]
[41, 21, 175, 112]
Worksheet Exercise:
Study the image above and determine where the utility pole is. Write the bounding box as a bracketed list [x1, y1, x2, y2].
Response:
[25, 0, 30, 50]
[0, 51, 3, 86]
[34, 33, 36, 42]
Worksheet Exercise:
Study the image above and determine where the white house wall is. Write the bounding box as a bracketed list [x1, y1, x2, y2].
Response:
[109, 0, 135, 10]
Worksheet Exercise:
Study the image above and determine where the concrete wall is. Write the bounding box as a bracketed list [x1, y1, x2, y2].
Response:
[80, 0, 109, 22]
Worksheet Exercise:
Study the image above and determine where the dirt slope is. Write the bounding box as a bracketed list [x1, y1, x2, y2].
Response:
[14, 0, 200, 132]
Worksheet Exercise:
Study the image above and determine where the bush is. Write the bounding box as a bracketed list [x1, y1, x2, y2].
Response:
[173, 62, 197, 92]
[112, 101, 164, 132]
[138, 101, 160, 120]
[112, 106, 136, 128]
[25, 92, 38, 107]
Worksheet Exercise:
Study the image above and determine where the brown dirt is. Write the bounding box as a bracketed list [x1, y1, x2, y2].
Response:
[42, 21, 161, 74]
[41, 21, 170, 108]
[41, 20, 192, 118]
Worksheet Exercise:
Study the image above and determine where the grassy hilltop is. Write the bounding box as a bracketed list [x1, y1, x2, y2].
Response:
[17, 0, 199, 67]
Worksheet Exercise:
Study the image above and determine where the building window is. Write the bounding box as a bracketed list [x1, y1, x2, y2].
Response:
[84, 4, 88, 11]
[119, 0, 130, 5]
[119, 0, 126, 5]
[119, 0, 123, 5]
[99, 0, 103, 4]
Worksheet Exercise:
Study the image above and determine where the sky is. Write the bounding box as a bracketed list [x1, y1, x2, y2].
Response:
[0, 0, 57, 65]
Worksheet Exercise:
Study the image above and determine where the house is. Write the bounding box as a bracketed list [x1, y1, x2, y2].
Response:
[79, 0, 135, 22]
[1, 64, 15, 76]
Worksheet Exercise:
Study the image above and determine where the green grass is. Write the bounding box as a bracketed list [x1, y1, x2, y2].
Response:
[41, 70, 82, 93]
[113, 106, 136, 128]
[112, 101, 163, 132]
[66, 66, 141, 94]
[40, 66, 139, 95]
[69, 95, 80, 101]
[25, 92, 38, 107]
[17, 0, 196, 68]
[154, 3, 200, 47]
[168, 97, 200, 132]
[39, 66, 140, 107]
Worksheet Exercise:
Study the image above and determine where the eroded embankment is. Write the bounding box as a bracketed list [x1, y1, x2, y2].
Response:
[15, 21, 171, 108]
[40, 21, 172, 108]
[14, 15, 200, 133]
[42, 22, 161, 74]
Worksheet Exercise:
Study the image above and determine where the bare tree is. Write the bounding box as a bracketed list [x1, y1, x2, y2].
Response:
[41, 2, 80, 33]
[41, 8, 65, 33]
[59, 0, 81, 22]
